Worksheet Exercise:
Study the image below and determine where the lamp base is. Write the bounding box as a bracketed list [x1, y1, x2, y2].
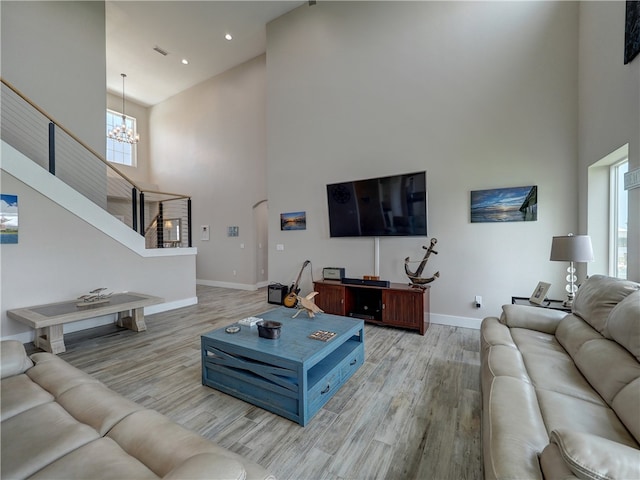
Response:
[563, 293, 575, 308]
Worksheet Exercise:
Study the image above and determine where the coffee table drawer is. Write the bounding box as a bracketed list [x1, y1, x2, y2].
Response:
[309, 368, 341, 407]
[340, 344, 364, 380]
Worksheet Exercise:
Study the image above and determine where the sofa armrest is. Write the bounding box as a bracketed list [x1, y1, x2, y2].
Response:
[163, 453, 247, 480]
[548, 429, 640, 480]
[1, 340, 33, 379]
[500, 304, 567, 334]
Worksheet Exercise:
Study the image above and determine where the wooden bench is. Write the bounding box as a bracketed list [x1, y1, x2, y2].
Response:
[7, 292, 163, 354]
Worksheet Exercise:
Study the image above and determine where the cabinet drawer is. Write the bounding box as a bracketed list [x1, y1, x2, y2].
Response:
[309, 368, 341, 406]
[340, 344, 364, 381]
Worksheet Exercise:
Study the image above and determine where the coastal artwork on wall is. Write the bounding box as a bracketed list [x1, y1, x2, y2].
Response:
[470, 186, 537, 223]
[625, 0, 640, 64]
[0, 194, 19, 244]
[281, 211, 306, 231]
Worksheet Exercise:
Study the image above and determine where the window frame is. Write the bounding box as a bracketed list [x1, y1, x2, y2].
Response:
[106, 108, 137, 167]
[609, 159, 628, 279]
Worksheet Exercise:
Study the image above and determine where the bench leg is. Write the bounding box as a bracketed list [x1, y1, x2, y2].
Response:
[34, 325, 66, 354]
[117, 308, 147, 332]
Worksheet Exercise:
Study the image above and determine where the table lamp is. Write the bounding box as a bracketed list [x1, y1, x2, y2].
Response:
[550, 234, 594, 306]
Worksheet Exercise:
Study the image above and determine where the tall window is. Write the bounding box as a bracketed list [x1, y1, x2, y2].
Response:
[610, 159, 628, 279]
[106, 109, 137, 167]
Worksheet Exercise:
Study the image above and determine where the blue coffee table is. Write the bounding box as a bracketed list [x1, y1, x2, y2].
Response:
[201, 307, 365, 426]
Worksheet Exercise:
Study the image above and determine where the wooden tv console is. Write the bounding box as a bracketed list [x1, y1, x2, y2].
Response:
[313, 280, 429, 335]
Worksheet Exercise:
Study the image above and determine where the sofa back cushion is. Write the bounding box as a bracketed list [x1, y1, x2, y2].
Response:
[572, 275, 639, 336]
[607, 290, 640, 362]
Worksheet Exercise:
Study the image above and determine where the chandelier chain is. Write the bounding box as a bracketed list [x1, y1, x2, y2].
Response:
[108, 73, 139, 144]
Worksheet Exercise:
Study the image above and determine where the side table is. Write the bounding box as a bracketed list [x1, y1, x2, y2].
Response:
[511, 296, 572, 313]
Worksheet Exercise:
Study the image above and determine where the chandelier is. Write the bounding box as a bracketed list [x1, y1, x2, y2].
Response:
[108, 73, 139, 144]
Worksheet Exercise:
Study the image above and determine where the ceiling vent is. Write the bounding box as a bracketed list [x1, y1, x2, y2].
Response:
[153, 45, 169, 56]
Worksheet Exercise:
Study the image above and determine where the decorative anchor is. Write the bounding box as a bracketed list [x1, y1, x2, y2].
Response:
[404, 237, 440, 289]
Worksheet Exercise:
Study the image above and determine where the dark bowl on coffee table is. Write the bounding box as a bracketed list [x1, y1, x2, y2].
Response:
[257, 320, 282, 339]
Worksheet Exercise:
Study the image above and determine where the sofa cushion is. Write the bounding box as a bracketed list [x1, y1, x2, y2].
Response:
[57, 382, 146, 435]
[0, 373, 54, 421]
[555, 314, 603, 358]
[107, 409, 254, 478]
[27, 352, 101, 397]
[1, 402, 99, 479]
[612, 378, 640, 444]
[539, 443, 578, 480]
[28, 437, 158, 480]
[549, 429, 640, 480]
[536, 389, 637, 448]
[572, 337, 640, 406]
[606, 290, 640, 361]
[572, 275, 639, 336]
[0, 339, 33, 379]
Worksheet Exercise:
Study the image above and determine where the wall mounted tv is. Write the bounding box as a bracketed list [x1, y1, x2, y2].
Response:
[326, 171, 427, 238]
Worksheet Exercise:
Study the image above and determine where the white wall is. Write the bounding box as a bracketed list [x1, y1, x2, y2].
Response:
[0, 1, 106, 155]
[578, 1, 640, 282]
[149, 55, 267, 289]
[266, 1, 580, 325]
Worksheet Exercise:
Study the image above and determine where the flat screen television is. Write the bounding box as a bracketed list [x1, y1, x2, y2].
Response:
[326, 171, 427, 237]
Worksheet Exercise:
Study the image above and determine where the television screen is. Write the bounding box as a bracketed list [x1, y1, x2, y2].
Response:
[327, 171, 427, 237]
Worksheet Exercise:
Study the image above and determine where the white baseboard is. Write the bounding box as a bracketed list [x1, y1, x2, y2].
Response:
[145, 297, 198, 315]
[196, 279, 261, 291]
[430, 313, 481, 330]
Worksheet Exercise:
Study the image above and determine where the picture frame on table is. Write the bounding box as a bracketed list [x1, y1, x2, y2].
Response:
[529, 281, 551, 305]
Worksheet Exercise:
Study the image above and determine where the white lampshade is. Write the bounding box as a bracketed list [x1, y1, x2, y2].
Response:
[550, 235, 594, 263]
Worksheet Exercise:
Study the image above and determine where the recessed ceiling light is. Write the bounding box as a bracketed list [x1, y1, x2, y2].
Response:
[225, 33, 233, 41]
[181, 58, 189, 65]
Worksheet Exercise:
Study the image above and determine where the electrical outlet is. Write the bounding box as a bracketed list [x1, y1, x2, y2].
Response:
[475, 295, 482, 308]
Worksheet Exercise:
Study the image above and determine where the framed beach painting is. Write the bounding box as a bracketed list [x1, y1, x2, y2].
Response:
[0, 194, 19, 244]
[470, 186, 537, 223]
[280, 211, 306, 231]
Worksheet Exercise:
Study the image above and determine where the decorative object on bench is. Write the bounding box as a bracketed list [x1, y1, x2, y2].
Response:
[0, 340, 275, 480]
[480, 274, 639, 480]
[404, 237, 440, 288]
[292, 291, 324, 318]
[76, 287, 113, 306]
[549, 233, 594, 306]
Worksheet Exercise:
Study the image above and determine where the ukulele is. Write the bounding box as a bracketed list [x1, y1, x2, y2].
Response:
[283, 260, 311, 308]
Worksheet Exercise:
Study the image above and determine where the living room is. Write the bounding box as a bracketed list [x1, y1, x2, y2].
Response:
[1, 1, 639, 479]
[2, 1, 638, 339]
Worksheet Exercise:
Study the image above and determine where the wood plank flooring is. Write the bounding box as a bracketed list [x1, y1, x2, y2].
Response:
[54, 285, 482, 480]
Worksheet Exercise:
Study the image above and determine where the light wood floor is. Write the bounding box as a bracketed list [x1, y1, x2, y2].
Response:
[55, 285, 482, 480]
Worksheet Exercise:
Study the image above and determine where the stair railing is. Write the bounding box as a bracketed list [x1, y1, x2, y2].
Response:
[1, 77, 192, 247]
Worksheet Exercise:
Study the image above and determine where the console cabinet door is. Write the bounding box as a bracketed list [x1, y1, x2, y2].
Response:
[382, 289, 424, 331]
[314, 283, 347, 316]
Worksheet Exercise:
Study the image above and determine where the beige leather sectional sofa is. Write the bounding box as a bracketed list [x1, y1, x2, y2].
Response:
[481, 275, 640, 480]
[0, 340, 275, 480]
